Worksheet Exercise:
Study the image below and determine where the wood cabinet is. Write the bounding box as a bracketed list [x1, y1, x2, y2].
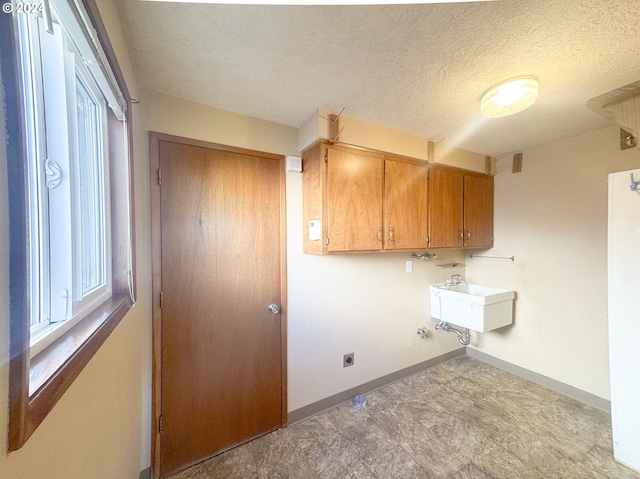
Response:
[302, 142, 493, 254]
[384, 158, 428, 250]
[326, 146, 383, 252]
[427, 167, 464, 248]
[427, 165, 493, 249]
[463, 174, 494, 248]
[302, 142, 428, 254]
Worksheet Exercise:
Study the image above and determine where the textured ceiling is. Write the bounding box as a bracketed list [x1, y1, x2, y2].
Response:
[119, 0, 640, 157]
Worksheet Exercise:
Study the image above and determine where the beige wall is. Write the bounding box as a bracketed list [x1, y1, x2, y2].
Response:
[466, 125, 640, 400]
[0, 1, 148, 478]
[286, 180, 468, 410]
[298, 108, 487, 173]
[138, 88, 469, 415]
[141, 88, 300, 158]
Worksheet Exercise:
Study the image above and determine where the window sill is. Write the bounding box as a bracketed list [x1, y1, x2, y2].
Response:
[9, 293, 134, 451]
[30, 294, 133, 395]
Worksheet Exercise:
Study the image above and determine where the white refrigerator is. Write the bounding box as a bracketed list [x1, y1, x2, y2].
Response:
[608, 168, 640, 473]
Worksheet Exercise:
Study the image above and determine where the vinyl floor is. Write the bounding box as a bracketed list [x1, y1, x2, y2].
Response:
[170, 355, 640, 479]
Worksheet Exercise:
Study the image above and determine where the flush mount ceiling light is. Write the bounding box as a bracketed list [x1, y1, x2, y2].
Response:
[480, 76, 539, 119]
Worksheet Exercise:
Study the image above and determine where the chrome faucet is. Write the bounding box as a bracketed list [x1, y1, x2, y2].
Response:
[449, 274, 462, 285]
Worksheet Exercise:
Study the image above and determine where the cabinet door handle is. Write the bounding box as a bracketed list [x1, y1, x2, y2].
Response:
[388, 227, 394, 242]
[466, 230, 471, 240]
[459, 229, 464, 241]
[377, 228, 382, 242]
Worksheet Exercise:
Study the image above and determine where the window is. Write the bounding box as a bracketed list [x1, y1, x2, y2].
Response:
[21, 10, 113, 355]
[3, 0, 135, 450]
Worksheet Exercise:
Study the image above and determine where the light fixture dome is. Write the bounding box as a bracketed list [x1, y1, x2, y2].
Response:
[480, 76, 539, 118]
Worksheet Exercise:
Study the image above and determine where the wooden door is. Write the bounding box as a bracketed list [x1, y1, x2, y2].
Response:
[428, 167, 464, 248]
[326, 147, 383, 252]
[384, 159, 428, 250]
[464, 174, 494, 248]
[151, 134, 286, 478]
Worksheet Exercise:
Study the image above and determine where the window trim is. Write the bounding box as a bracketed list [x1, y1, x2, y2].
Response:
[4, 0, 136, 451]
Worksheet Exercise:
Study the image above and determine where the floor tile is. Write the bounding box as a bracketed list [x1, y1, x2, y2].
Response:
[365, 446, 431, 479]
[472, 439, 541, 479]
[583, 445, 640, 479]
[342, 418, 399, 463]
[445, 375, 494, 403]
[285, 412, 338, 449]
[248, 430, 318, 479]
[447, 462, 497, 479]
[302, 433, 364, 479]
[324, 400, 370, 430]
[429, 414, 493, 460]
[175, 445, 256, 479]
[167, 355, 640, 479]
[400, 426, 470, 479]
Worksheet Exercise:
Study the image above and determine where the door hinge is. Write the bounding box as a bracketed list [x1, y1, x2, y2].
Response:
[158, 168, 162, 186]
[159, 291, 164, 309]
[325, 236, 329, 245]
[324, 149, 328, 164]
[159, 415, 163, 433]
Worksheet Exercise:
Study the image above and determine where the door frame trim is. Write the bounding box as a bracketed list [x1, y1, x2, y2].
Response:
[149, 132, 288, 479]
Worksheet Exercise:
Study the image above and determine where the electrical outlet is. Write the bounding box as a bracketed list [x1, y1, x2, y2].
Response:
[343, 352, 355, 367]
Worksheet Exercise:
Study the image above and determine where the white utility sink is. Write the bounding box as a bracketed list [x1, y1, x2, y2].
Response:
[430, 282, 515, 332]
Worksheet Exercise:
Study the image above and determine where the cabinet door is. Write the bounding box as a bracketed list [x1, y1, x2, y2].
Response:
[428, 167, 464, 248]
[464, 174, 494, 248]
[326, 147, 383, 252]
[384, 159, 428, 250]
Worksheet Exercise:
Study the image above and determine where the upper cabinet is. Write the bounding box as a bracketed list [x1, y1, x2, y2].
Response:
[325, 146, 384, 252]
[426, 167, 464, 248]
[302, 142, 428, 254]
[463, 174, 494, 248]
[302, 142, 492, 254]
[384, 158, 428, 250]
[427, 165, 494, 249]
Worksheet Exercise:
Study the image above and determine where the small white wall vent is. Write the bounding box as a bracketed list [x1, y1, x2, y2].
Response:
[286, 156, 302, 173]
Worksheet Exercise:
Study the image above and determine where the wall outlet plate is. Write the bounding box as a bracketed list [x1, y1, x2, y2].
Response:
[343, 352, 354, 367]
[309, 220, 321, 241]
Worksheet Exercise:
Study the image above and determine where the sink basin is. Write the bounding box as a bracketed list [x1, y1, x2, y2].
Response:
[430, 282, 515, 332]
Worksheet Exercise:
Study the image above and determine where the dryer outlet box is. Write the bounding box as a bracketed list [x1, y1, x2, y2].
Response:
[343, 353, 355, 367]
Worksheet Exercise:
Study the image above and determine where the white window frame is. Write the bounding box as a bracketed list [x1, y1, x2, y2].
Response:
[70, 68, 112, 313]
[17, 13, 50, 339]
[18, 6, 114, 357]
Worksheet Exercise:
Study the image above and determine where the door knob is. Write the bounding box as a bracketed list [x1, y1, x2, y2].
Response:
[268, 304, 280, 314]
